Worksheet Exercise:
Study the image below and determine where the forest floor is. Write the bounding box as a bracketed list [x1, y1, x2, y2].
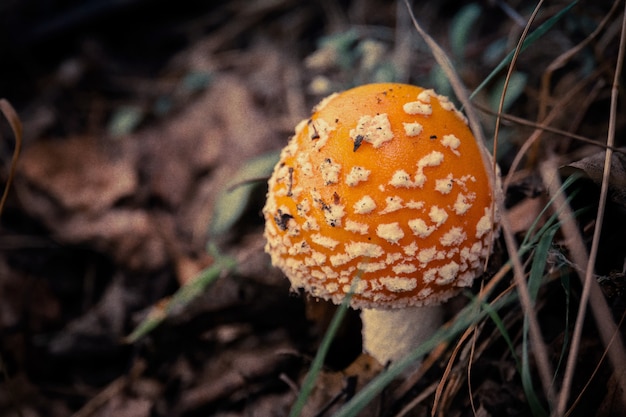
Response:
[1, 1, 626, 416]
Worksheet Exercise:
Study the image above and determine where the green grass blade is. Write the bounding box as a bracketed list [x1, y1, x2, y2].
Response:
[470, 1, 578, 100]
[528, 225, 559, 300]
[166, 255, 236, 314]
[125, 251, 236, 343]
[478, 291, 546, 416]
[521, 324, 549, 417]
[520, 224, 560, 417]
[289, 293, 353, 417]
[554, 273, 571, 383]
[481, 296, 522, 370]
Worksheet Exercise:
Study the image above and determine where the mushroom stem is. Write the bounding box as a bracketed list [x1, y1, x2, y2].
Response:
[361, 305, 443, 369]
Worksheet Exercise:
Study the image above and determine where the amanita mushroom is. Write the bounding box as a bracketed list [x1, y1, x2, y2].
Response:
[263, 83, 501, 368]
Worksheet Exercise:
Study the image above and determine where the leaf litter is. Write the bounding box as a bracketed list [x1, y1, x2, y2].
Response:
[1, 1, 626, 417]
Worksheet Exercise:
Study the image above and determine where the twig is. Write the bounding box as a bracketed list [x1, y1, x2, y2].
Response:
[484, 0, 558, 407]
[393, 381, 438, 417]
[500, 203, 557, 407]
[539, 0, 622, 122]
[0, 99, 23, 215]
[554, 2, 626, 415]
[565, 309, 626, 416]
[540, 157, 626, 417]
[403, 0, 557, 409]
[71, 360, 146, 417]
[431, 263, 513, 416]
[502, 66, 604, 194]
[473, 102, 626, 156]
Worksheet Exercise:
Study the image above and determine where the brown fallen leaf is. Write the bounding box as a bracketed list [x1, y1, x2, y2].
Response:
[506, 196, 546, 235]
[563, 149, 626, 208]
[18, 136, 137, 213]
[53, 209, 168, 271]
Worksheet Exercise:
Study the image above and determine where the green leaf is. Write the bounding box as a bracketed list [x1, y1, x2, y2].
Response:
[209, 151, 280, 238]
[107, 105, 144, 137]
[450, 3, 482, 59]
[428, 65, 453, 99]
[180, 71, 212, 94]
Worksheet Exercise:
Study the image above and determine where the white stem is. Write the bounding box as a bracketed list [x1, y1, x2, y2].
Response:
[361, 305, 443, 369]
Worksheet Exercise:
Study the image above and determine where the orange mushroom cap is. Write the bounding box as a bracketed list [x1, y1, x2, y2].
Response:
[263, 83, 499, 310]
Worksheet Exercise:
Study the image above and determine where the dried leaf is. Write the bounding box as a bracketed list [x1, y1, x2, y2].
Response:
[507, 197, 545, 235]
[562, 150, 626, 208]
[19, 136, 137, 213]
[300, 354, 382, 417]
[57, 209, 168, 270]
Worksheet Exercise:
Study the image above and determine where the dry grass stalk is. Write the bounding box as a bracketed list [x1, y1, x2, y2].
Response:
[540, 156, 626, 416]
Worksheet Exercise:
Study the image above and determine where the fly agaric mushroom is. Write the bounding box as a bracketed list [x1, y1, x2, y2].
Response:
[263, 83, 501, 368]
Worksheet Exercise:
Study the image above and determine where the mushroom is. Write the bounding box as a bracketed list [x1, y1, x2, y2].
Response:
[263, 83, 501, 369]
